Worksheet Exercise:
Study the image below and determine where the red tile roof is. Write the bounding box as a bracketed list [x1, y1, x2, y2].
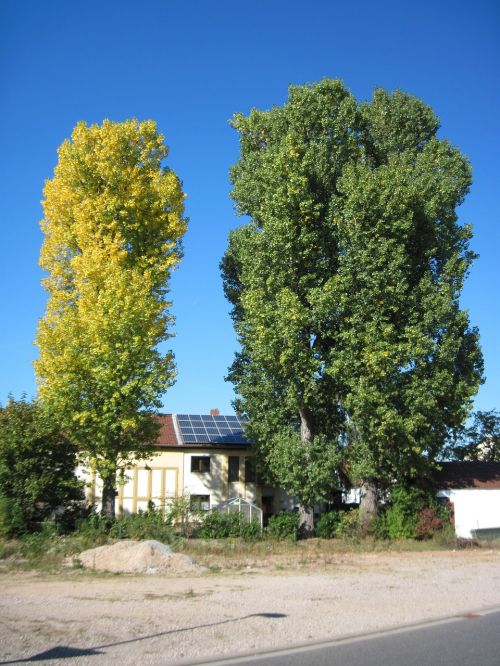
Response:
[155, 414, 179, 447]
[434, 462, 500, 489]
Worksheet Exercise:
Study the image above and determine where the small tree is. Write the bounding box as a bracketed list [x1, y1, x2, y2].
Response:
[35, 120, 186, 517]
[0, 397, 82, 536]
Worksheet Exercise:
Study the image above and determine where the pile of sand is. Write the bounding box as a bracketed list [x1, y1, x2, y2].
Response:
[75, 540, 203, 574]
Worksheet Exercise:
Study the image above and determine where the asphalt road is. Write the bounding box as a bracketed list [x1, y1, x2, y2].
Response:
[198, 608, 500, 666]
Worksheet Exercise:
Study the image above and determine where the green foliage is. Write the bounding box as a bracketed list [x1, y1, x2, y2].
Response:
[330, 89, 483, 488]
[334, 509, 361, 541]
[0, 397, 83, 537]
[383, 486, 438, 539]
[316, 511, 342, 539]
[167, 493, 198, 537]
[384, 486, 423, 539]
[240, 518, 263, 541]
[222, 80, 360, 519]
[109, 510, 175, 543]
[374, 489, 451, 541]
[75, 509, 177, 545]
[197, 511, 241, 538]
[196, 510, 262, 541]
[266, 431, 342, 508]
[450, 410, 500, 462]
[0, 510, 175, 569]
[265, 511, 300, 541]
[222, 80, 483, 521]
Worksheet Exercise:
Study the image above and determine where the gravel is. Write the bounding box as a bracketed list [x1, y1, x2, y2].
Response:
[1, 549, 499, 665]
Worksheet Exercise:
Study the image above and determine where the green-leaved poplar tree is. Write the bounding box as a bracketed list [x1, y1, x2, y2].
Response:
[329, 90, 483, 527]
[222, 80, 359, 534]
[222, 81, 483, 534]
[35, 119, 186, 518]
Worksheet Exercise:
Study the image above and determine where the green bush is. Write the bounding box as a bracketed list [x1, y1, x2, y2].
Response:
[196, 510, 262, 540]
[74, 508, 177, 546]
[316, 511, 342, 538]
[384, 486, 427, 539]
[109, 510, 175, 543]
[383, 486, 449, 540]
[265, 511, 300, 541]
[166, 493, 197, 537]
[0, 494, 15, 539]
[335, 509, 361, 540]
[0, 397, 83, 537]
[197, 511, 241, 538]
[239, 518, 262, 542]
[373, 511, 389, 540]
[18, 520, 82, 566]
[74, 511, 114, 542]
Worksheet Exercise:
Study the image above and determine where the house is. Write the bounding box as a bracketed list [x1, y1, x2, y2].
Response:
[86, 412, 291, 518]
[435, 462, 500, 539]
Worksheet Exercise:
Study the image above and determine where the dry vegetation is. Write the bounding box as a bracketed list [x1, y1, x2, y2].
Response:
[180, 536, 496, 574]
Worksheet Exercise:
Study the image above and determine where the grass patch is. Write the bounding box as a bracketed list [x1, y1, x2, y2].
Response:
[180, 534, 499, 573]
[0, 510, 179, 572]
[1, 516, 498, 575]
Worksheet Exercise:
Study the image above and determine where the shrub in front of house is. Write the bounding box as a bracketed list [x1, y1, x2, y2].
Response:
[107, 509, 177, 544]
[196, 510, 262, 540]
[316, 510, 342, 538]
[196, 510, 240, 538]
[265, 511, 300, 541]
[383, 486, 426, 539]
[382, 486, 451, 540]
[73, 508, 177, 546]
[334, 508, 361, 541]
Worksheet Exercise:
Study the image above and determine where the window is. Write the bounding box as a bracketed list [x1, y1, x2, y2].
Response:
[191, 456, 211, 473]
[245, 457, 256, 483]
[228, 456, 240, 482]
[190, 495, 210, 511]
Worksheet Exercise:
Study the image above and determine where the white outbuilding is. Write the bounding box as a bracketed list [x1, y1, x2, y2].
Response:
[435, 462, 500, 540]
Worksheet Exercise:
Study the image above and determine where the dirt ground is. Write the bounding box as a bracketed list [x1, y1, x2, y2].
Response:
[1, 546, 500, 665]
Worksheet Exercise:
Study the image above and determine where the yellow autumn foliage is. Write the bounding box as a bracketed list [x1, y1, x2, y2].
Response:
[35, 119, 186, 511]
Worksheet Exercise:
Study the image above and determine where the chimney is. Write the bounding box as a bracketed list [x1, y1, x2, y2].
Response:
[210, 408, 220, 416]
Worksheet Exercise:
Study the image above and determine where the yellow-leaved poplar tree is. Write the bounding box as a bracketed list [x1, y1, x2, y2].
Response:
[35, 119, 186, 517]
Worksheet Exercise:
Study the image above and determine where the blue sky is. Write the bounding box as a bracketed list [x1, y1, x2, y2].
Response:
[1, 0, 499, 416]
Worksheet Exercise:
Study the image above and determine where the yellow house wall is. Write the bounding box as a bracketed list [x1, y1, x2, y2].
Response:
[117, 449, 185, 515]
[86, 448, 262, 515]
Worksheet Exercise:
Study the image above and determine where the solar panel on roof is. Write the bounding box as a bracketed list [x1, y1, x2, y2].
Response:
[174, 414, 249, 445]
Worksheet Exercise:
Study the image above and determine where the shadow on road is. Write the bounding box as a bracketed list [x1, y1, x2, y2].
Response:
[0, 612, 287, 664]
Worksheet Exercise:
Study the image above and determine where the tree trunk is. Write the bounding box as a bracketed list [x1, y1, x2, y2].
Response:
[298, 407, 315, 538]
[299, 505, 315, 538]
[359, 478, 378, 535]
[101, 472, 117, 519]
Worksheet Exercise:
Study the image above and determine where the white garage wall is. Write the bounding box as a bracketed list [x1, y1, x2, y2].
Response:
[438, 489, 500, 538]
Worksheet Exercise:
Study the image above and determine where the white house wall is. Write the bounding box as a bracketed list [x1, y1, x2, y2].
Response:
[183, 449, 257, 509]
[438, 489, 500, 539]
